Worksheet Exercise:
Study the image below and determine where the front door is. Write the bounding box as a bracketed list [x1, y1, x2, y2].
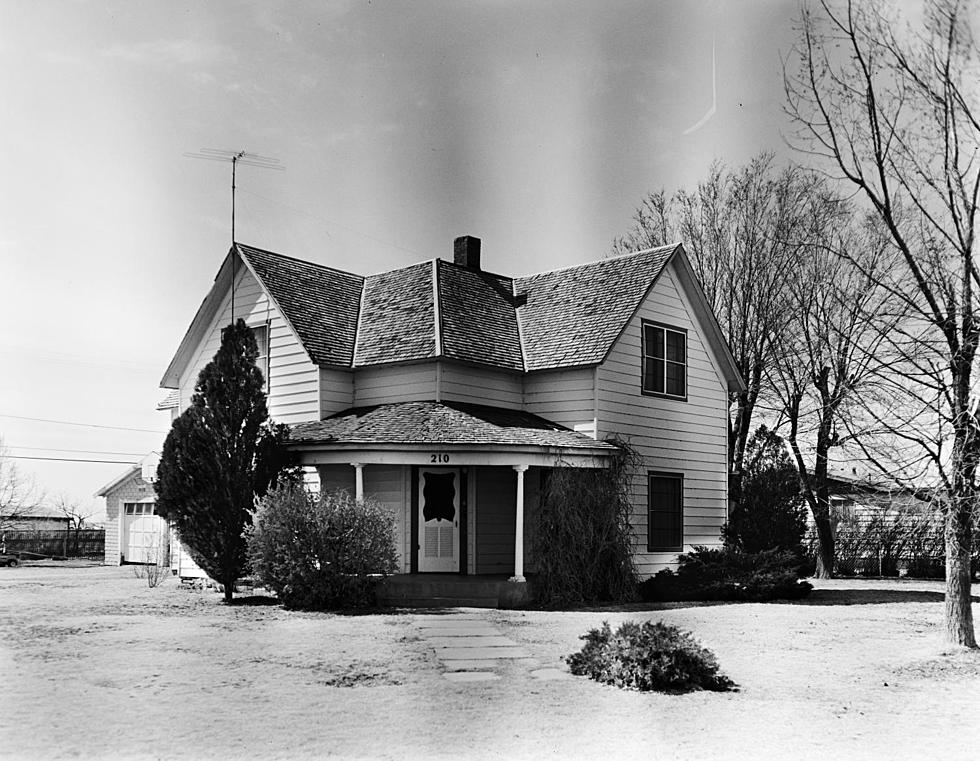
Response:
[418, 467, 460, 572]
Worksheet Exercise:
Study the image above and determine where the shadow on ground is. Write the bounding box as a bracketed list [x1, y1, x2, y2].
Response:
[791, 588, 980, 606]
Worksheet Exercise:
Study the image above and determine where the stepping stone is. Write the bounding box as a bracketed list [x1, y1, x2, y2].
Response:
[439, 646, 532, 661]
[444, 658, 539, 671]
[417, 619, 489, 629]
[420, 626, 501, 637]
[443, 671, 500, 683]
[428, 636, 517, 648]
[530, 668, 571, 681]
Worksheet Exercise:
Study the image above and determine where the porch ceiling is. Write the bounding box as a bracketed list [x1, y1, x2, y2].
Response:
[289, 400, 617, 454]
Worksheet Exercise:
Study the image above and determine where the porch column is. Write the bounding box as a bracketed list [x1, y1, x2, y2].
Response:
[351, 462, 364, 502]
[510, 464, 529, 583]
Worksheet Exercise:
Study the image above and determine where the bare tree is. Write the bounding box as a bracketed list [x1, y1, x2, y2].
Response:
[614, 155, 822, 498]
[786, 0, 980, 646]
[0, 437, 44, 534]
[770, 208, 902, 577]
[54, 495, 92, 556]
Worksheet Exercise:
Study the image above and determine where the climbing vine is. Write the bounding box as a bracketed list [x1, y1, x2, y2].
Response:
[531, 437, 640, 606]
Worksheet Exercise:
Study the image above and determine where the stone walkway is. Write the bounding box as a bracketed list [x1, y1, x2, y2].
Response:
[417, 613, 570, 683]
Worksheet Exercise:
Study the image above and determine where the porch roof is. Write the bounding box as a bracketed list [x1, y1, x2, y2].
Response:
[289, 401, 617, 453]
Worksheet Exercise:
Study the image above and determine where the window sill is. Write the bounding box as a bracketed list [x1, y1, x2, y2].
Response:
[641, 389, 688, 402]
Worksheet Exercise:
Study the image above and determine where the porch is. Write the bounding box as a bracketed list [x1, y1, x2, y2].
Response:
[376, 573, 533, 608]
[289, 400, 618, 597]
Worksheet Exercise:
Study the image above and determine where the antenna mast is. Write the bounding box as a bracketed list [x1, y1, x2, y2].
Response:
[184, 148, 284, 321]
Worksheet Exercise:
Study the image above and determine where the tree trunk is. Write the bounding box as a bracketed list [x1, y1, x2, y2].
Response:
[944, 496, 977, 648]
[223, 577, 234, 603]
[813, 515, 835, 579]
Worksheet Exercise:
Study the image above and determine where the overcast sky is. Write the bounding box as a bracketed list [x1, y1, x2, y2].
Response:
[0, 0, 801, 522]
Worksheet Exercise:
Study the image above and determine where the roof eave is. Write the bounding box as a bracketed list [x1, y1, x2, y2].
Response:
[667, 246, 747, 394]
[159, 246, 237, 389]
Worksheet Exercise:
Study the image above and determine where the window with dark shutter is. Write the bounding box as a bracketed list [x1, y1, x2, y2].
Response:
[642, 322, 687, 399]
[648, 472, 684, 551]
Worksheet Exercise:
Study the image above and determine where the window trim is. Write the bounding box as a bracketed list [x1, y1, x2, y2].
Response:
[249, 321, 271, 392]
[641, 320, 688, 401]
[647, 471, 684, 552]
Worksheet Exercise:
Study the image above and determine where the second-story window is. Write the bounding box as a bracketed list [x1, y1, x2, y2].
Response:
[251, 323, 270, 391]
[642, 322, 686, 399]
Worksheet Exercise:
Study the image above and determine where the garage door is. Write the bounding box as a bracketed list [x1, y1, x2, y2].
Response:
[122, 503, 168, 564]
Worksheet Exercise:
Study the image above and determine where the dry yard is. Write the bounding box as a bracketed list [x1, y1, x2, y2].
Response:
[1, 565, 979, 760]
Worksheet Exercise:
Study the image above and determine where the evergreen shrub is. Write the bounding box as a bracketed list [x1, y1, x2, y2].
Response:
[638, 546, 813, 602]
[565, 620, 736, 693]
[248, 485, 398, 610]
[724, 426, 807, 556]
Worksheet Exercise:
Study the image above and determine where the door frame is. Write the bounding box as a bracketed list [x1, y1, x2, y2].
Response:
[411, 466, 467, 574]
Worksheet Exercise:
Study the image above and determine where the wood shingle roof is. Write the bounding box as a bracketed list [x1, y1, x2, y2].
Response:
[514, 245, 675, 370]
[291, 401, 619, 450]
[232, 243, 678, 375]
[238, 244, 364, 367]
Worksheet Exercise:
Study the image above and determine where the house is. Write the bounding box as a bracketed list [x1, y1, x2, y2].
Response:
[158, 237, 743, 601]
[96, 452, 206, 578]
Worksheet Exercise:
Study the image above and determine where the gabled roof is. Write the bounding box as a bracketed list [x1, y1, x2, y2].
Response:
[239, 245, 363, 366]
[438, 260, 523, 370]
[514, 244, 675, 370]
[291, 401, 618, 451]
[355, 262, 435, 365]
[161, 241, 744, 392]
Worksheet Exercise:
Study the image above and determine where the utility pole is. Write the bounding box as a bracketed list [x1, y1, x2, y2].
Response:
[184, 148, 283, 321]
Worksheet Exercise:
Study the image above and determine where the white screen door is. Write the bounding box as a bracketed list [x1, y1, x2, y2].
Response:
[418, 467, 460, 572]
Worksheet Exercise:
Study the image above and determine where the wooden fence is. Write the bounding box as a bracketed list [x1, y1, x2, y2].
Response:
[1, 528, 105, 558]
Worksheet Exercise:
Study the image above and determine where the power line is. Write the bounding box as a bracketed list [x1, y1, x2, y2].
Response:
[8, 455, 138, 465]
[9, 445, 147, 457]
[0, 413, 165, 434]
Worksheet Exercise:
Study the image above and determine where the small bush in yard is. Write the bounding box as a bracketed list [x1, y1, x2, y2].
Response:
[638, 546, 813, 602]
[248, 485, 398, 610]
[566, 620, 735, 693]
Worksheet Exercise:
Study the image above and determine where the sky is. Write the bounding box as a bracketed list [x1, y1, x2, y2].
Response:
[0, 0, 802, 523]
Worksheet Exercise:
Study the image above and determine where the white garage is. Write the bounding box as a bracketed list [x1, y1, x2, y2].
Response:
[121, 500, 168, 565]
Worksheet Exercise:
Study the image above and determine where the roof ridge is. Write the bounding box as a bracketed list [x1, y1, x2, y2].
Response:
[236, 242, 365, 281]
[515, 242, 680, 282]
[432, 259, 442, 357]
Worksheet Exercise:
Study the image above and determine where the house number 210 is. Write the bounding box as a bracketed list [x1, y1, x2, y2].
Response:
[430, 453, 451, 463]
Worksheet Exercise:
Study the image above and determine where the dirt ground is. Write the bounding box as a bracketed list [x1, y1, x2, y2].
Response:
[2, 565, 979, 760]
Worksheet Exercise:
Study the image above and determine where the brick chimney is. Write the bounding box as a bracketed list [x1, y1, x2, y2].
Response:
[453, 235, 481, 270]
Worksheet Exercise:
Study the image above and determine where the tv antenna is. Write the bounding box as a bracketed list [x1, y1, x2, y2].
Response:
[184, 148, 284, 322]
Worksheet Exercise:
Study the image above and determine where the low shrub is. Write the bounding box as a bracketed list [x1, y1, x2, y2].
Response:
[565, 620, 735, 693]
[638, 546, 812, 602]
[248, 485, 398, 610]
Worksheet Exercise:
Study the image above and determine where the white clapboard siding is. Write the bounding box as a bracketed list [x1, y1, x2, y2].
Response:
[362, 465, 410, 573]
[439, 362, 523, 407]
[474, 466, 516, 574]
[319, 368, 354, 417]
[178, 266, 320, 424]
[316, 464, 410, 572]
[596, 263, 729, 577]
[353, 364, 438, 406]
[523, 367, 596, 430]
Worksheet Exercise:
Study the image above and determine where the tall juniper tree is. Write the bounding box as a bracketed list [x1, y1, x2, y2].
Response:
[156, 319, 296, 602]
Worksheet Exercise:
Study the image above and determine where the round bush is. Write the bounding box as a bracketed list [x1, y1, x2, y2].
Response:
[565, 620, 736, 693]
[248, 485, 398, 610]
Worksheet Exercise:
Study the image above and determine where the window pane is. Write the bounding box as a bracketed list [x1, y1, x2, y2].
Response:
[652, 327, 664, 359]
[665, 362, 685, 396]
[645, 358, 665, 393]
[649, 475, 683, 550]
[665, 330, 685, 363]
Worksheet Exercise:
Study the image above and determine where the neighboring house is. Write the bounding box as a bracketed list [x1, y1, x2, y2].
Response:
[159, 237, 743, 595]
[0, 509, 70, 533]
[96, 452, 206, 578]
